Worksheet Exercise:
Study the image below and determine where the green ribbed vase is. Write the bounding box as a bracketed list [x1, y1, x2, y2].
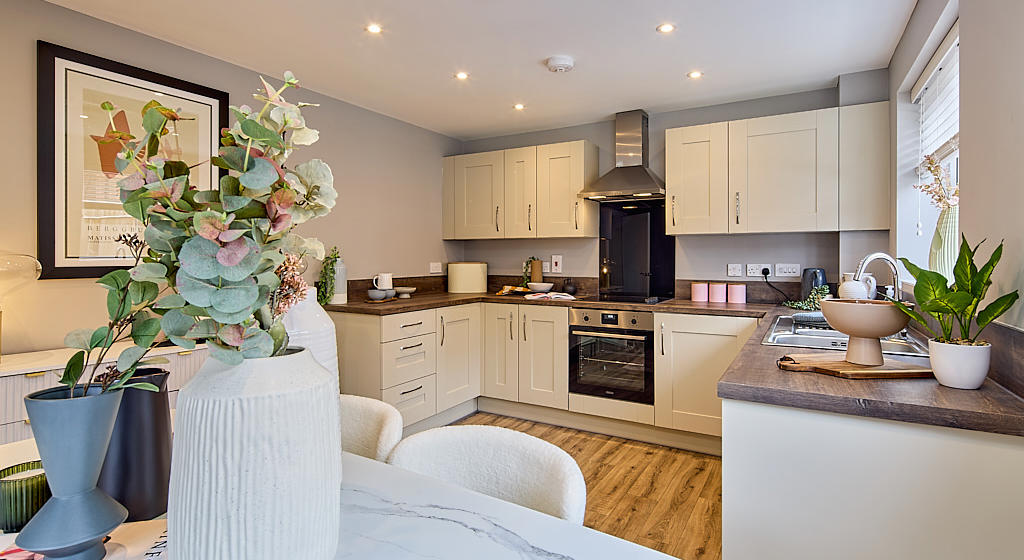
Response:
[0, 460, 50, 533]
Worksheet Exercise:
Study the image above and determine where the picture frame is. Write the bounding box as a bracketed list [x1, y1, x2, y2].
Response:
[37, 40, 229, 279]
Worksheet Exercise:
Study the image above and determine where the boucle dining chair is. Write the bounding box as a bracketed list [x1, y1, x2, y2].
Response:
[388, 425, 587, 524]
[339, 394, 403, 462]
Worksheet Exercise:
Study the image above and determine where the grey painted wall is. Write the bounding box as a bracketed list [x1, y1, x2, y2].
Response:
[2, 0, 462, 353]
[838, 68, 890, 106]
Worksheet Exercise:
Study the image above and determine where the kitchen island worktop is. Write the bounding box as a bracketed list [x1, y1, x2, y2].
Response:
[325, 291, 773, 318]
[717, 306, 1024, 437]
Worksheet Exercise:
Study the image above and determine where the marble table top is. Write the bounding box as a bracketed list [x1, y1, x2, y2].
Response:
[1, 453, 670, 559]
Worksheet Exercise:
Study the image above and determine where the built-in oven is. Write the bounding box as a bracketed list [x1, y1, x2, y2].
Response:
[568, 308, 654, 405]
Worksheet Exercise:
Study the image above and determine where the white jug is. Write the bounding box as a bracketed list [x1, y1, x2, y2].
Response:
[372, 272, 394, 290]
[838, 272, 877, 300]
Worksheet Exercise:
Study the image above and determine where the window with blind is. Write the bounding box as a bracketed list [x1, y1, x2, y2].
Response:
[905, 21, 959, 279]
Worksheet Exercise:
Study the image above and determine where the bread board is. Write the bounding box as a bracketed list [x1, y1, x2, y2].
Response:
[777, 353, 932, 379]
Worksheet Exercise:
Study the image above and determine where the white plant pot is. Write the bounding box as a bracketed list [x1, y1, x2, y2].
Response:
[928, 339, 992, 390]
[283, 292, 339, 378]
[168, 348, 342, 559]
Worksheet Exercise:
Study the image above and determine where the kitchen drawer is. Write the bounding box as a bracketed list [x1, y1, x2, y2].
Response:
[381, 333, 437, 389]
[0, 370, 62, 425]
[0, 420, 33, 445]
[382, 374, 436, 427]
[381, 310, 436, 343]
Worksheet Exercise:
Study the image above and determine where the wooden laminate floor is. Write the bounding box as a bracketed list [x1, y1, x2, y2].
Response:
[455, 412, 722, 560]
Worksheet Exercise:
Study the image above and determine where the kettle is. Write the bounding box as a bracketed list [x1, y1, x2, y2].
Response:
[800, 268, 827, 299]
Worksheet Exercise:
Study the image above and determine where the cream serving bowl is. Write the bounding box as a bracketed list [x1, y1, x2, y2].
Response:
[820, 299, 910, 366]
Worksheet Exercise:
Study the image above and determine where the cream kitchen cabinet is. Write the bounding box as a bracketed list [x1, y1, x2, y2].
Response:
[839, 101, 890, 231]
[435, 304, 482, 412]
[481, 303, 520, 402]
[728, 108, 839, 233]
[518, 305, 569, 410]
[536, 141, 599, 238]
[654, 313, 757, 436]
[504, 147, 537, 238]
[665, 122, 730, 234]
[452, 150, 505, 239]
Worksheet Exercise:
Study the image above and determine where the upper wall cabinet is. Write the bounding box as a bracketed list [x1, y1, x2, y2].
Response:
[839, 101, 890, 231]
[451, 150, 505, 239]
[442, 140, 598, 240]
[536, 141, 599, 238]
[729, 108, 839, 233]
[665, 122, 729, 234]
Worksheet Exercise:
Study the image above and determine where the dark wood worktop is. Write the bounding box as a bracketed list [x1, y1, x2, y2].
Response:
[718, 306, 1024, 437]
[325, 292, 772, 318]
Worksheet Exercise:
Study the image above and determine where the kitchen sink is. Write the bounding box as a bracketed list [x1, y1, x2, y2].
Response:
[761, 315, 929, 357]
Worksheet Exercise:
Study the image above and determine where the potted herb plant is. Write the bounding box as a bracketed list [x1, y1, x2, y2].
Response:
[890, 236, 1019, 389]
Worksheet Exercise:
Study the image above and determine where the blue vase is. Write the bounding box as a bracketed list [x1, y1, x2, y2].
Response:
[15, 385, 127, 560]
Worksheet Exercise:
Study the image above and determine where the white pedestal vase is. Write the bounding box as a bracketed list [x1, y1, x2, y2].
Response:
[168, 348, 342, 559]
[283, 292, 339, 379]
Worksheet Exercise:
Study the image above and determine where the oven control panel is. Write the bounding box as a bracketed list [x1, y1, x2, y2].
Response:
[569, 308, 654, 331]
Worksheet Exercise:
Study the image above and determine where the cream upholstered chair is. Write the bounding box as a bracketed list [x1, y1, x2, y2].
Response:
[388, 425, 587, 524]
[339, 394, 403, 462]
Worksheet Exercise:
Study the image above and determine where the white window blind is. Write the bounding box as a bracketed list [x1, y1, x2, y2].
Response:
[918, 43, 959, 158]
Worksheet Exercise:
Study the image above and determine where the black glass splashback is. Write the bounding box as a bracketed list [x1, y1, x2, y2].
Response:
[599, 200, 675, 302]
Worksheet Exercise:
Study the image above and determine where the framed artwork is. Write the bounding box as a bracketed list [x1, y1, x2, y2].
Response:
[37, 41, 229, 279]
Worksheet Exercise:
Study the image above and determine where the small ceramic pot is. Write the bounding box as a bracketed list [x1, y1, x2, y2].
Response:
[929, 339, 992, 390]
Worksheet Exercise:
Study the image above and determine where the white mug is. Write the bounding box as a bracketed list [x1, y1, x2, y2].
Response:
[373, 273, 394, 290]
[838, 272, 876, 300]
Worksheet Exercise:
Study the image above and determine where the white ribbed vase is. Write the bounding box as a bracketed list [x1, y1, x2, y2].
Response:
[168, 348, 342, 559]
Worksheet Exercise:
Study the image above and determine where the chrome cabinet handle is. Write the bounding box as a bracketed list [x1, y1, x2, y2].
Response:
[671, 195, 677, 227]
[508, 311, 514, 340]
[400, 321, 423, 328]
[495, 206, 500, 232]
[528, 204, 532, 231]
[522, 314, 527, 342]
[660, 323, 666, 355]
[440, 316, 446, 346]
[574, 201, 579, 229]
[399, 385, 423, 396]
[735, 192, 741, 225]
[400, 342, 423, 351]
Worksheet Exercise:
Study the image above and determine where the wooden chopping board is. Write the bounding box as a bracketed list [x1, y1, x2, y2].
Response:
[777, 353, 933, 379]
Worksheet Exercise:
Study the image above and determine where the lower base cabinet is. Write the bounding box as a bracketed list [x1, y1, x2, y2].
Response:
[654, 313, 757, 436]
[482, 303, 520, 401]
[435, 304, 482, 412]
[482, 304, 568, 411]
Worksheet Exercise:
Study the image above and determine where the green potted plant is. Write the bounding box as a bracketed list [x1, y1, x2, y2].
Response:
[890, 236, 1019, 389]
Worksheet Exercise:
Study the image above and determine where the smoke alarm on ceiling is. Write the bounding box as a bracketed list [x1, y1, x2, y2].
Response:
[545, 55, 575, 73]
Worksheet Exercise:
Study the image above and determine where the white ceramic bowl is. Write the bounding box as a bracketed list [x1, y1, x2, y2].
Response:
[394, 287, 417, 299]
[527, 282, 554, 293]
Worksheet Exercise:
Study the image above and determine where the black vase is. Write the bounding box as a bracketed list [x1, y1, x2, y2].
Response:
[97, 368, 172, 521]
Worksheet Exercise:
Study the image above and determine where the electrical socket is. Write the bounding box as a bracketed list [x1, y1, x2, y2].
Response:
[775, 263, 801, 277]
[747, 264, 772, 277]
[429, 262, 443, 274]
[551, 255, 563, 273]
[542, 261, 551, 273]
[727, 264, 744, 277]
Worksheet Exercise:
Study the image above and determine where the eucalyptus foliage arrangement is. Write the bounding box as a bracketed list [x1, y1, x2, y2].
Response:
[316, 246, 340, 306]
[61, 72, 336, 389]
[890, 236, 1019, 344]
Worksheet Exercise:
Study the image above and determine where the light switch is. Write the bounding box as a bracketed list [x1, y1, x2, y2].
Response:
[429, 262, 443, 274]
[542, 261, 551, 273]
[727, 264, 744, 277]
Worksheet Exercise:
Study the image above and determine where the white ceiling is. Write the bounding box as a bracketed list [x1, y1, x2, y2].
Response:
[48, 0, 915, 140]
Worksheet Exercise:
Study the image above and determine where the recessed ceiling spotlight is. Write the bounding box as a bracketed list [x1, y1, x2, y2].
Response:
[656, 23, 675, 33]
[455, 71, 469, 81]
[687, 70, 704, 79]
[366, 23, 382, 34]
[513, 103, 525, 111]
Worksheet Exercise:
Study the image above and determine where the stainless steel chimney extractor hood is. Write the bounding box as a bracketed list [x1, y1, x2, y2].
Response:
[578, 110, 666, 201]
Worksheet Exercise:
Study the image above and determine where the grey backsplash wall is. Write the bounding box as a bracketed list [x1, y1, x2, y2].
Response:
[458, 77, 889, 284]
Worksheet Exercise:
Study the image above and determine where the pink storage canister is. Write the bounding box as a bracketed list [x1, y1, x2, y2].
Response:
[691, 282, 709, 302]
[709, 282, 727, 303]
[728, 283, 747, 303]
